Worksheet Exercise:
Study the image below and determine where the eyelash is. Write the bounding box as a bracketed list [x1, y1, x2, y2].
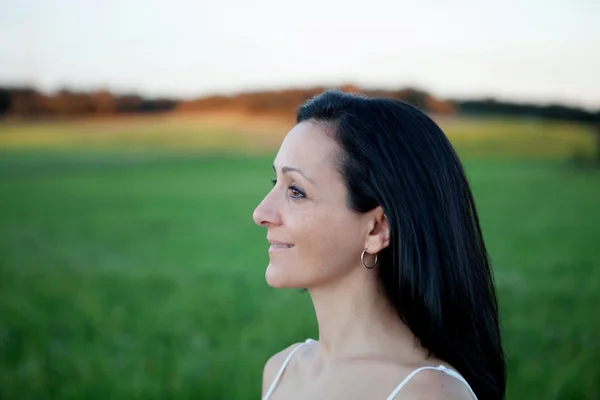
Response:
[271, 179, 306, 199]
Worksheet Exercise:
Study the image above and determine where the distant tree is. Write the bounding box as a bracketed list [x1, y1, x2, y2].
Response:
[91, 91, 116, 114]
[403, 88, 429, 110]
[0, 87, 10, 116]
[8, 88, 45, 117]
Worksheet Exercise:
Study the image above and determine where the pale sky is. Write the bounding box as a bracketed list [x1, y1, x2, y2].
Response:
[1, 0, 599, 109]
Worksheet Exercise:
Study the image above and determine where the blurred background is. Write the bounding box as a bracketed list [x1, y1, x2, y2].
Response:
[1, 1, 599, 399]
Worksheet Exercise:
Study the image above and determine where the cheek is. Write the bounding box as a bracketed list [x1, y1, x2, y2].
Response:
[292, 208, 363, 274]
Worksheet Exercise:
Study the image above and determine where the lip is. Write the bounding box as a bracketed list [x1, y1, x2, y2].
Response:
[268, 238, 295, 252]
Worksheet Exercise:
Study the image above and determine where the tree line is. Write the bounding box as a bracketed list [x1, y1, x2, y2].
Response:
[1, 85, 599, 125]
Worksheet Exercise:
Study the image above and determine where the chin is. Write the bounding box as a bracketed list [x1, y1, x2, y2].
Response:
[265, 262, 304, 289]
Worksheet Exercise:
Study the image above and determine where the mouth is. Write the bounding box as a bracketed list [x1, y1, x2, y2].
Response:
[268, 240, 295, 252]
[270, 243, 294, 249]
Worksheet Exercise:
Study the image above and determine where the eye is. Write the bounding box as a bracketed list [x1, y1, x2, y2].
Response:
[271, 179, 277, 186]
[288, 185, 305, 199]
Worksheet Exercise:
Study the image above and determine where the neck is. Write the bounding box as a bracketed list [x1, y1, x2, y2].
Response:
[307, 268, 424, 361]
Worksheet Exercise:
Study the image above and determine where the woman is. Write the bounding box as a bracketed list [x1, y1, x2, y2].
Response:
[253, 90, 506, 399]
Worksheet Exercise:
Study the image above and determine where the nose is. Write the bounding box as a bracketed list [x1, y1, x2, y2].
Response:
[253, 191, 281, 228]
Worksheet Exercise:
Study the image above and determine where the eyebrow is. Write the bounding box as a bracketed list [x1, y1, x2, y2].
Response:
[273, 164, 317, 185]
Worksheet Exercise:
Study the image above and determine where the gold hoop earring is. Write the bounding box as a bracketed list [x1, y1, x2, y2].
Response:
[361, 248, 378, 269]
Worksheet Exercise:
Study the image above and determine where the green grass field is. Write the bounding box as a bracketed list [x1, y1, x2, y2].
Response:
[1, 115, 599, 399]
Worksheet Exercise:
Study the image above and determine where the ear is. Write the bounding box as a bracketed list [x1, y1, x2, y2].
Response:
[364, 206, 390, 253]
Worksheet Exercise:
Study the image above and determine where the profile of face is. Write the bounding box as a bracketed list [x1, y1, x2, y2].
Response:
[252, 120, 387, 289]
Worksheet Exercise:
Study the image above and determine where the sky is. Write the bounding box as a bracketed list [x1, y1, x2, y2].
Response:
[1, 0, 599, 110]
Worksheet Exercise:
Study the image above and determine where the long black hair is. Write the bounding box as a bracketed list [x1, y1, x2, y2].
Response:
[297, 90, 506, 400]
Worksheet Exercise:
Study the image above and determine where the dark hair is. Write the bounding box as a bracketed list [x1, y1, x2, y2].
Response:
[297, 90, 506, 400]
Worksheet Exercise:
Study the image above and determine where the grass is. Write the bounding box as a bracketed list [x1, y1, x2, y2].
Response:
[0, 113, 293, 154]
[0, 113, 595, 158]
[0, 115, 599, 399]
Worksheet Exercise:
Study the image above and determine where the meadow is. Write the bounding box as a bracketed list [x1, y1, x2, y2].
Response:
[0, 113, 599, 399]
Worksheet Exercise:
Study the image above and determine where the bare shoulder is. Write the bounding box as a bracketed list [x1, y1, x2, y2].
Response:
[261, 342, 304, 396]
[397, 367, 475, 400]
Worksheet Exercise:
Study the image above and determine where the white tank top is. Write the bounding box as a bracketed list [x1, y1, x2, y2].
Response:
[263, 339, 478, 400]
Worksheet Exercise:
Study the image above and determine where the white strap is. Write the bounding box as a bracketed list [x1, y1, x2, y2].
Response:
[263, 339, 314, 400]
[386, 365, 478, 400]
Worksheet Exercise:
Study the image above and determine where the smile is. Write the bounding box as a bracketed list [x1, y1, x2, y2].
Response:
[269, 243, 294, 252]
[271, 244, 293, 248]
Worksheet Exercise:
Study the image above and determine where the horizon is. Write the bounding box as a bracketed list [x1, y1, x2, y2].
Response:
[3, 82, 599, 113]
[1, 0, 599, 111]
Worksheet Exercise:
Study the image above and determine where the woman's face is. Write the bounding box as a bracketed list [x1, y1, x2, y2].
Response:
[253, 121, 378, 289]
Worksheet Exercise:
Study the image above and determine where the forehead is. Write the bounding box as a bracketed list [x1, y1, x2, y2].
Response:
[274, 121, 340, 172]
